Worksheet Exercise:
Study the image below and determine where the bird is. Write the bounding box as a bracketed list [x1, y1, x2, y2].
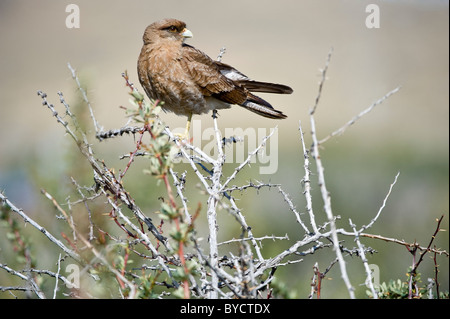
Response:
[137, 18, 293, 138]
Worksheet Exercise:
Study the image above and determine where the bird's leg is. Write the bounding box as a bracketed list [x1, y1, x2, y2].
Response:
[174, 113, 192, 142]
[184, 112, 192, 139]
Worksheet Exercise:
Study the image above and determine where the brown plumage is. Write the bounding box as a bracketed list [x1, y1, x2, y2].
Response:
[137, 18, 292, 133]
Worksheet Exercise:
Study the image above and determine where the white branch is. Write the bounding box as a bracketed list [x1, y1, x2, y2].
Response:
[319, 87, 401, 144]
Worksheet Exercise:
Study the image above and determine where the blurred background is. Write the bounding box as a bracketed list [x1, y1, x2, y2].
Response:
[0, 0, 448, 298]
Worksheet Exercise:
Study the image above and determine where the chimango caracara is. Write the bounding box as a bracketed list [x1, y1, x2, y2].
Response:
[138, 18, 293, 137]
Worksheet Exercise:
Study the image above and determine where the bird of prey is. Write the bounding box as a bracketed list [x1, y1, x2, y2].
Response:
[137, 18, 293, 138]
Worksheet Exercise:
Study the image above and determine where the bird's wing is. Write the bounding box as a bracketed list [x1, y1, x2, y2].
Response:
[180, 43, 291, 119]
[180, 44, 249, 104]
[215, 62, 293, 94]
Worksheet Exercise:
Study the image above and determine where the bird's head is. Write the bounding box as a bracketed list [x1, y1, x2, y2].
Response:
[143, 18, 193, 45]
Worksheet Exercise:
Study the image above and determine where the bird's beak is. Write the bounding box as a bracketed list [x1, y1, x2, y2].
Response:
[181, 28, 193, 38]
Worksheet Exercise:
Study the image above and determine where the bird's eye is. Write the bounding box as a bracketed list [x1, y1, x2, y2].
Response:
[167, 26, 177, 32]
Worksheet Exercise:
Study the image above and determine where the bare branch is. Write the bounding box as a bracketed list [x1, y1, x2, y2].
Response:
[1, 192, 82, 264]
[319, 87, 401, 144]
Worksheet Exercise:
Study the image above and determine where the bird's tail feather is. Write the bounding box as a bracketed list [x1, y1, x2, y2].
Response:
[241, 95, 287, 119]
[238, 80, 293, 94]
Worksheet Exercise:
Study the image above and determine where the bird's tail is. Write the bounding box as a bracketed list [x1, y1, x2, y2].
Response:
[241, 94, 287, 119]
[238, 80, 293, 95]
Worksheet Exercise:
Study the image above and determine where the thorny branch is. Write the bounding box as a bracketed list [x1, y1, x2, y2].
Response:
[1, 54, 448, 299]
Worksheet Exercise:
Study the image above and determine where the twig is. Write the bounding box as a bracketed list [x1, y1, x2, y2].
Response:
[411, 215, 445, 271]
[218, 234, 289, 246]
[358, 172, 400, 233]
[96, 126, 143, 141]
[101, 189, 179, 289]
[70, 177, 96, 241]
[407, 215, 445, 298]
[319, 87, 401, 144]
[169, 168, 192, 224]
[220, 196, 265, 263]
[23, 268, 73, 287]
[221, 181, 280, 194]
[277, 186, 310, 234]
[220, 127, 277, 193]
[309, 262, 319, 299]
[299, 121, 318, 234]
[1, 192, 82, 264]
[309, 50, 355, 298]
[0, 263, 46, 299]
[41, 189, 138, 298]
[216, 47, 227, 62]
[433, 246, 440, 298]
[67, 63, 102, 133]
[310, 48, 333, 115]
[357, 233, 448, 256]
[349, 219, 378, 299]
[53, 254, 62, 299]
[119, 129, 145, 181]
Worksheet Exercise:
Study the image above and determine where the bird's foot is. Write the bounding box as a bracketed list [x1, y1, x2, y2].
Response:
[173, 132, 192, 144]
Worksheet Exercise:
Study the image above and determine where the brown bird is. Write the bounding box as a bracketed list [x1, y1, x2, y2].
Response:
[137, 18, 293, 137]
